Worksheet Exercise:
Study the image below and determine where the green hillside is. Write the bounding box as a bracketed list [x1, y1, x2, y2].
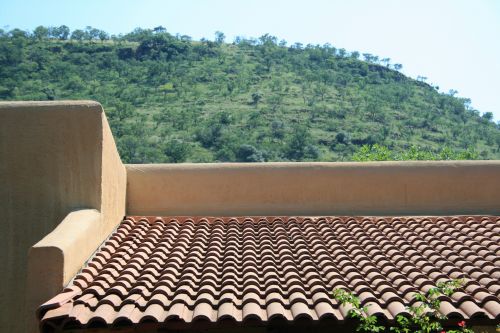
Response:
[1, 26, 499, 162]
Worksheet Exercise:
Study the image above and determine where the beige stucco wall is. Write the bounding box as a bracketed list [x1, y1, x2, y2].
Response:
[0, 101, 126, 333]
[126, 161, 500, 216]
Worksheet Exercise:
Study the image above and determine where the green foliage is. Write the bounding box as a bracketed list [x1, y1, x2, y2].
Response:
[285, 125, 320, 161]
[236, 144, 265, 162]
[333, 280, 476, 333]
[353, 144, 393, 161]
[251, 91, 263, 106]
[353, 145, 478, 161]
[333, 289, 385, 333]
[1, 26, 499, 163]
[163, 138, 191, 163]
[391, 280, 474, 333]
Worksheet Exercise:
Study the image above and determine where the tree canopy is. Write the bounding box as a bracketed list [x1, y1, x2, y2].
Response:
[0, 26, 498, 163]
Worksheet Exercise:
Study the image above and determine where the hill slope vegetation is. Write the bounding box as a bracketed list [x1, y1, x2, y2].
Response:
[1, 26, 499, 162]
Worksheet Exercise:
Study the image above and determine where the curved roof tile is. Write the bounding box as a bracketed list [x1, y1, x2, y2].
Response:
[39, 216, 500, 331]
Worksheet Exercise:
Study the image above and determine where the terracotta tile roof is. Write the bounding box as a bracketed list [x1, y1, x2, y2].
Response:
[39, 216, 500, 331]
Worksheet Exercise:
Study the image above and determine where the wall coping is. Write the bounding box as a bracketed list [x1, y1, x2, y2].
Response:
[127, 160, 500, 168]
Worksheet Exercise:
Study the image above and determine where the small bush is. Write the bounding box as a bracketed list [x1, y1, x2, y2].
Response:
[333, 279, 475, 333]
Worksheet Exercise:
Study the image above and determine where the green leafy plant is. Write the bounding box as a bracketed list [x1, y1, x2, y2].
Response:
[333, 280, 476, 333]
[333, 289, 385, 333]
[352, 145, 479, 162]
[391, 279, 473, 333]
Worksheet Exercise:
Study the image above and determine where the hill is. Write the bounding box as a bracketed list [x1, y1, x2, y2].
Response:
[1, 26, 499, 162]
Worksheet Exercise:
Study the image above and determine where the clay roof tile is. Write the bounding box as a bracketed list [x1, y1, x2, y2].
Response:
[39, 215, 500, 331]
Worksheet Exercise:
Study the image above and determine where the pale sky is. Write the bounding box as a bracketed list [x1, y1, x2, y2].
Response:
[1, 0, 499, 120]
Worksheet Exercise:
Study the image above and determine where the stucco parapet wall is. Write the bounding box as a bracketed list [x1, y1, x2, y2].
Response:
[0, 100, 126, 333]
[126, 161, 500, 216]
